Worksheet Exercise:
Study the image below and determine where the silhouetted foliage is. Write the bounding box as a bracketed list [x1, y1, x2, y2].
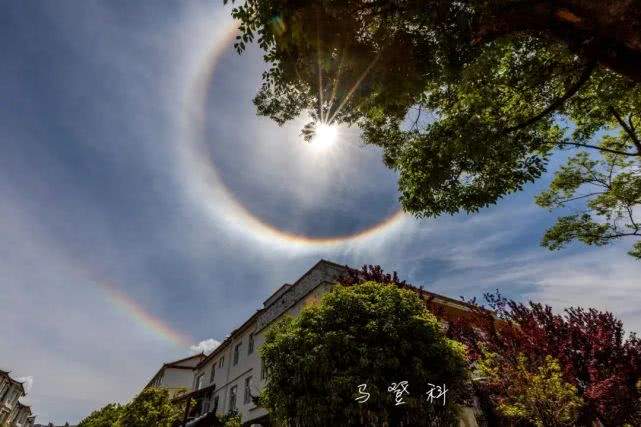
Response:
[225, 0, 641, 259]
[340, 264, 407, 287]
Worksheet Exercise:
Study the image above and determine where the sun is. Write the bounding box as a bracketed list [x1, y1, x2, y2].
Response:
[311, 123, 338, 150]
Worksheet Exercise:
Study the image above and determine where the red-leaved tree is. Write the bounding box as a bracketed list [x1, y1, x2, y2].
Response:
[340, 266, 641, 425]
[449, 293, 641, 426]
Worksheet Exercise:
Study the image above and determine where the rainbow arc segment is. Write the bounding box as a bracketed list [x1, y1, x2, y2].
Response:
[67, 256, 193, 347]
[177, 21, 406, 250]
[100, 281, 193, 347]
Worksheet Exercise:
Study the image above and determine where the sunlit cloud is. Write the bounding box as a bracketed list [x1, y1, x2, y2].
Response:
[17, 376, 34, 394]
[189, 338, 221, 355]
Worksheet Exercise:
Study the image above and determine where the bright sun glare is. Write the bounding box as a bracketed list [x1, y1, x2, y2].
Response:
[312, 123, 338, 150]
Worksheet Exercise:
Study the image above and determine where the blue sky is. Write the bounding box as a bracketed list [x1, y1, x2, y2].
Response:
[1, 1, 640, 424]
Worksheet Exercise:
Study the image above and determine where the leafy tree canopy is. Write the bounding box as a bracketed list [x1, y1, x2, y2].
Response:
[77, 388, 187, 427]
[219, 410, 242, 427]
[225, 0, 641, 258]
[118, 387, 185, 427]
[478, 352, 584, 427]
[77, 403, 124, 427]
[260, 281, 470, 426]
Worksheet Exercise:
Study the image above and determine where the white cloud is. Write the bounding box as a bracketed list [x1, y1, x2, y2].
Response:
[189, 338, 221, 355]
[377, 214, 641, 334]
[17, 376, 33, 394]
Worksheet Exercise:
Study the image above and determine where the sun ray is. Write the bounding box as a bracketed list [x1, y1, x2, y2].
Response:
[328, 52, 380, 125]
[326, 38, 348, 124]
[316, 11, 325, 123]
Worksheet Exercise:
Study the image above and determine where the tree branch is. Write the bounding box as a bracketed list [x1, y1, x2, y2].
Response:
[411, 106, 422, 131]
[556, 192, 604, 204]
[604, 231, 641, 239]
[507, 60, 596, 133]
[609, 107, 641, 155]
[560, 141, 638, 157]
[574, 230, 641, 244]
[625, 205, 640, 233]
[628, 115, 637, 136]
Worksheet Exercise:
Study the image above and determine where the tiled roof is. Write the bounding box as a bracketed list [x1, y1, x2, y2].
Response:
[165, 353, 206, 368]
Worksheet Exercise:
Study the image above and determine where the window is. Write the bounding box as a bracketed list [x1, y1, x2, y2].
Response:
[233, 342, 241, 366]
[209, 365, 215, 384]
[213, 395, 220, 412]
[202, 398, 210, 414]
[260, 358, 266, 380]
[248, 333, 254, 354]
[195, 374, 204, 390]
[218, 356, 224, 368]
[228, 385, 237, 412]
[244, 376, 252, 404]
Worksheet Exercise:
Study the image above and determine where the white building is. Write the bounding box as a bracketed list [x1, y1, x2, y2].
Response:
[169, 260, 479, 426]
[6, 401, 34, 427]
[0, 369, 34, 426]
[144, 353, 206, 398]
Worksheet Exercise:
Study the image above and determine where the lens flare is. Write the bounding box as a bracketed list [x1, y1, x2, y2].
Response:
[311, 123, 338, 150]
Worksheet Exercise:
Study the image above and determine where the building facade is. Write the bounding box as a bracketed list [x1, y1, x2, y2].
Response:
[157, 260, 479, 426]
[182, 260, 347, 425]
[0, 370, 34, 427]
[6, 402, 34, 427]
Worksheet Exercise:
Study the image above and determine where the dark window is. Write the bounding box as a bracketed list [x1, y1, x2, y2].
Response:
[209, 365, 215, 384]
[233, 342, 241, 365]
[229, 385, 237, 412]
[248, 333, 254, 355]
[244, 376, 252, 404]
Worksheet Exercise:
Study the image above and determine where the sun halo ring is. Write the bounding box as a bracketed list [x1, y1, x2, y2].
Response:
[179, 22, 405, 249]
